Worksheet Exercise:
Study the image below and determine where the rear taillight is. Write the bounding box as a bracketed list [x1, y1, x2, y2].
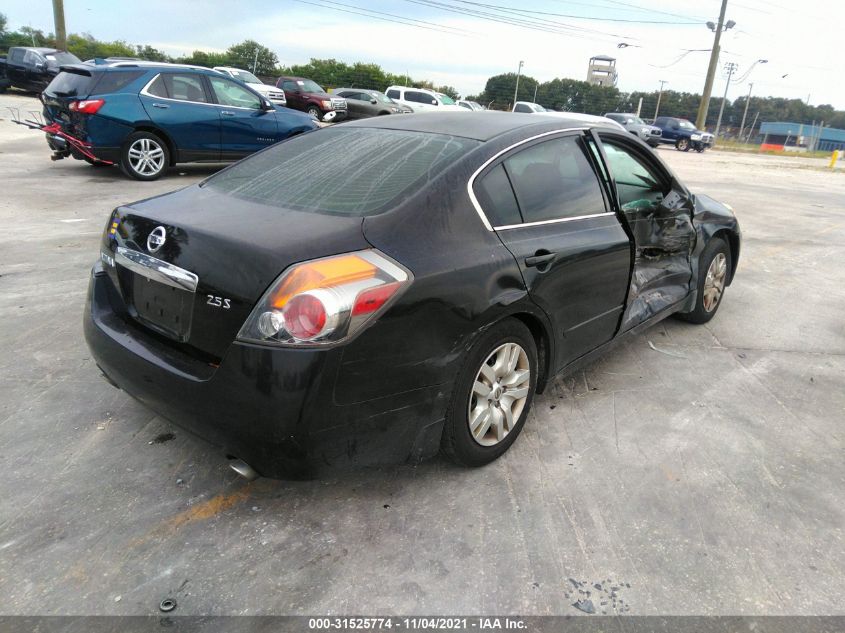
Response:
[237, 250, 411, 346]
[69, 99, 105, 114]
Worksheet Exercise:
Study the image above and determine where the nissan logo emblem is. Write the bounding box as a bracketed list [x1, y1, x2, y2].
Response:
[147, 226, 167, 253]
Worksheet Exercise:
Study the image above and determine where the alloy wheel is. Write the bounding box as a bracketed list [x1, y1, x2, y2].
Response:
[703, 252, 727, 312]
[468, 342, 531, 447]
[127, 138, 165, 176]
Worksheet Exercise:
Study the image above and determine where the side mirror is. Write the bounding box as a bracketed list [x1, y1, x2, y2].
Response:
[370, 98, 377, 104]
[672, 124, 679, 130]
[431, 100, 438, 105]
[35, 62, 45, 71]
[626, 118, 633, 124]
[261, 99, 274, 111]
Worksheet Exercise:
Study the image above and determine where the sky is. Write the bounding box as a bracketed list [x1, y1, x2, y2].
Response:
[4, 0, 843, 108]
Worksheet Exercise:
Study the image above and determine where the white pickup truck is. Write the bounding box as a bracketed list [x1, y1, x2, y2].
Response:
[213, 66, 287, 106]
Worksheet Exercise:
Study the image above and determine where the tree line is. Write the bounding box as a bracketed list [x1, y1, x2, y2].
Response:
[1, 14, 841, 131]
[471, 72, 845, 132]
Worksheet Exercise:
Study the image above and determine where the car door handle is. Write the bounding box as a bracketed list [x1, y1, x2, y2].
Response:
[221, 110, 235, 117]
[525, 252, 557, 267]
[152, 103, 169, 109]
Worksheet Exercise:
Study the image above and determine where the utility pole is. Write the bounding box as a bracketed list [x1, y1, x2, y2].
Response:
[52, 0, 67, 50]
[252, 48, 259, 74]
[533, 83, 538, 103]
[738, 82, 753, 141]
[696, 0, 730, 130]
[654, 79, 668, 119]
[513, 60, 524, 107]
[745, 111, 759, 143]
[714, 61, 738, 139]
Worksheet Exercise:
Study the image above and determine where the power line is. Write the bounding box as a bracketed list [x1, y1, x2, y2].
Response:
[451, 0, 701, 24]
[582, 0, 706, 22]
[402, 0, 635, 42]
[290, 0, 471, 36]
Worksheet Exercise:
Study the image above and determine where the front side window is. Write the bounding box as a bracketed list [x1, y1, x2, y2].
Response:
[204, 128, 479, 216]
[282, 80, 299, 91]
[600, 140, 667, 210]
[209, 76, 261, 109]
[514, 103, 531, 113]
[503, 136, 606, 223]
[386, 89, 400, 99]
[23, 50, 45, 66]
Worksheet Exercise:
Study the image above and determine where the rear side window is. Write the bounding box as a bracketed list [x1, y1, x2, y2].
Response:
[45, 71, 95, 97]
[205, 128, 480, 217]
[504, 136, 606, 223]
[474, 164, 522, 227]
[513, 103, 531, 113]
[145, 73, 209, 102]
[90, 70, 145, 95]
[406, 91, 435, 105]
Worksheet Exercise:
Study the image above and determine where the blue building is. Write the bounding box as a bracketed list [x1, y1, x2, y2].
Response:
[759, 122, 845, 151]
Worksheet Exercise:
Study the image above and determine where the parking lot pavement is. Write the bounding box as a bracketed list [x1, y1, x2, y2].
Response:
[1, 91, 843, 616]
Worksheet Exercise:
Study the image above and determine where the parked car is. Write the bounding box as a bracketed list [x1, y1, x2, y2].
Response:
[604, 113, 662, 147]
[384, 85, 465, 112]
[457, 99, 484, 111]
[275, 76, 347, 120]
[84, 111, 740, 479]
[0, 47, 81, 93]
[213, 66, 287, 105]
[41, 61, 317, 180]
[653, 116, 714, 151]
[513, 101, 547, 113]
[331, 88, 410, 118]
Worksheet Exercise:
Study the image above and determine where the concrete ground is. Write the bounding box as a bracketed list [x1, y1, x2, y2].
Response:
[0, 93, 843, 616]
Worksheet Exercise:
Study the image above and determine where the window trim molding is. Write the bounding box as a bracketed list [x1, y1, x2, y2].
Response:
[467, 127, 587, 231]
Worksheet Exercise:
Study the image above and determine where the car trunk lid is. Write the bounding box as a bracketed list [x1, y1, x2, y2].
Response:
[102, 184, 369, 361]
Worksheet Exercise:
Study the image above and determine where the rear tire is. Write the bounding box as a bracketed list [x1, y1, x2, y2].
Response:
[676, 138, 690, 151]
[676, 237, 731, 324]
[119, 131, 169, 181]
[441, 318, 537, 467]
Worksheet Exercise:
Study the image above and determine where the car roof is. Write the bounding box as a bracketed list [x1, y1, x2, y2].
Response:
[342, 110, 622, 141]
[386, 85, 435, 94]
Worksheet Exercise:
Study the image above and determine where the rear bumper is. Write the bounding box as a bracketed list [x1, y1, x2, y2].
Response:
[44, 131, 120, 163]
[83, 264, 446, 478]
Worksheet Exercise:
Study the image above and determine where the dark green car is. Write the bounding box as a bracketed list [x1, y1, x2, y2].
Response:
[331, 88, 412, 119]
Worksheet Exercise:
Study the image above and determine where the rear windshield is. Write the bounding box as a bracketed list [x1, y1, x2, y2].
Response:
[204, 127, 479, 216]
[45, 70, 95, 97]
[46, 69, 144, 97]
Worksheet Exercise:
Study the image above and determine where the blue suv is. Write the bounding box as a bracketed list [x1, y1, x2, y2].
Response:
[42, 61, 318, 180]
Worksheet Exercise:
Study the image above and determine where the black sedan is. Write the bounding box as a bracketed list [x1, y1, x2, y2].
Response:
[84, 112, 740, 478]
[332, 87, 411, 118]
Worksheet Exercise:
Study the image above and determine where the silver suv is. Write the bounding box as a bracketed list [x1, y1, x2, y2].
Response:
[604, 113, 662, 147]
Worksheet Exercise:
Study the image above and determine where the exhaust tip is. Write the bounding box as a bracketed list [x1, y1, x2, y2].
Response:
[228, 458, 259, 481]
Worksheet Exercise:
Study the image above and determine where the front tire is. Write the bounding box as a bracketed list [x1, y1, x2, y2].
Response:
[677, 237, 731, 324]
[676, 138, 690, 151]
[306, 105, 323, 119]
[119, 131, 169, 181]
[441, 318, 537, 467]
